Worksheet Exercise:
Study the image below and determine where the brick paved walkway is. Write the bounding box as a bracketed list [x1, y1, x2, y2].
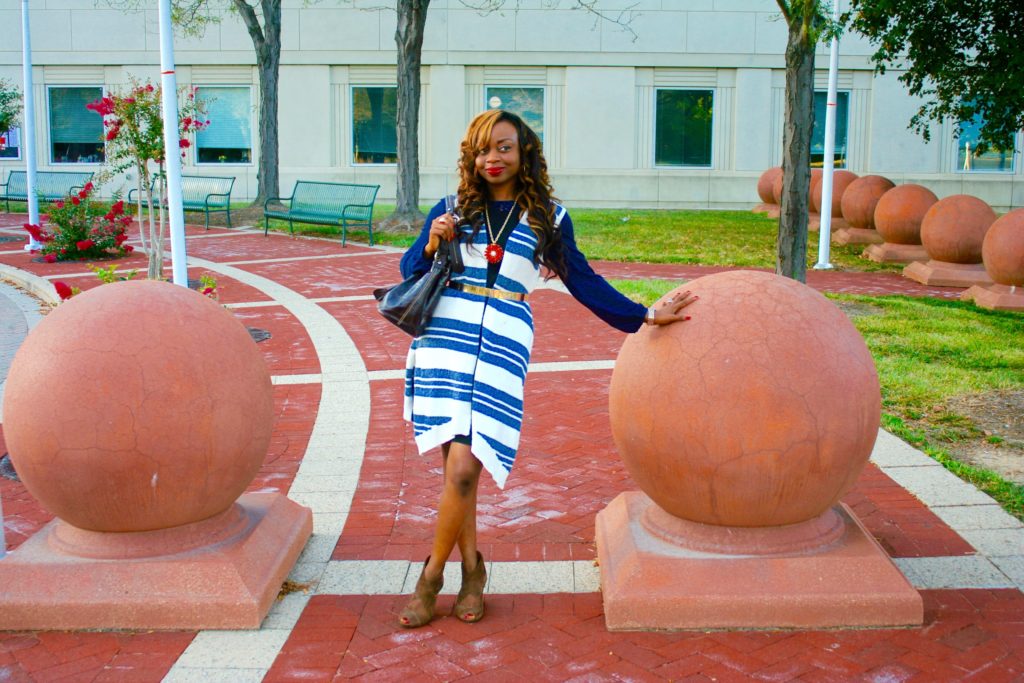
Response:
[0, 214, 1021, 682]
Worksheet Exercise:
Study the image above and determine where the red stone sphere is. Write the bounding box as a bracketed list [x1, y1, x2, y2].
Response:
[773, 169, 822, 204]
[920, 194, 997, 263]
[609, 271, 880, 528]
[757, 167, 782, 204]
[811, 170, 859, 217]
[874, 184, 938, 245]
[982, 208, 1024, 286]
[2, 280, 274, 532]
[840, 175, 895, 230]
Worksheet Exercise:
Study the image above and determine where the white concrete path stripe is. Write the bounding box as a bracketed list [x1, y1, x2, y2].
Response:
[222, 252, 386, 266]
[226, 294, 376, 309]
[164, 255, 371, 683]
[312, 555, 1018, 596]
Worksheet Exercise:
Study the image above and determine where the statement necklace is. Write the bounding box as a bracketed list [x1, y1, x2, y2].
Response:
[483, 199, 519, 264]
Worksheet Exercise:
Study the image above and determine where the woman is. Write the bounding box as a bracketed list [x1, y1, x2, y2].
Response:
[397, 109, 696, 628]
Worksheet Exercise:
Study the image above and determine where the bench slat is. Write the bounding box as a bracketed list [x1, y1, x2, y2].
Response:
[264, 180, 379, 246]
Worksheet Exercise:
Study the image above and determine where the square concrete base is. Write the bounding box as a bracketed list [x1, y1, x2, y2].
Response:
[903, 260, 994, 288]
[862, 242, 929, 264]
[595, 492, 923, 631]
[962, 283, 1024, 311]
[0, 492, 312, 630]
[834, 227, 884, 245]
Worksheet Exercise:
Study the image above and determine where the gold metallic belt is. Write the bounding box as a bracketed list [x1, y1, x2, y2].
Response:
[447, 281, 529, 302]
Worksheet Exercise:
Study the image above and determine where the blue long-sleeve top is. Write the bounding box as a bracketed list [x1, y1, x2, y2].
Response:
[399, 199, 647, 333]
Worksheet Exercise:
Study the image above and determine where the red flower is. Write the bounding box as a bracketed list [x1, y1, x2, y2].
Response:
[115, 233, 128, 245]
[123, 245, 134, 253]
[106, 127, 119, 141]
[43, 253, 57, 263]
[83, 181, 94, 193]
[182, 117, 192, 127]
[202, 287, 214, 296]
[146, 84, 154, 92]
[179, 138, 190, 149]
[71, 196, 81, 206]
[78, 189, 88, 200]
[76, 239, 94, 251]
[23, 223, 44, 242]
[55, 200, 64, 209]
[111, 200, 125, 215]
[54, 281, 74, 300]
[86, 97, 115, 116]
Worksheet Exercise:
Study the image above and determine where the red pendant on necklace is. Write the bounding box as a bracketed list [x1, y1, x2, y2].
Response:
[485, 243, 504, 264]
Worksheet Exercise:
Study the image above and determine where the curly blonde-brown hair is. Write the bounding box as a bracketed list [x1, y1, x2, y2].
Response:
[456, 109, 567, 280]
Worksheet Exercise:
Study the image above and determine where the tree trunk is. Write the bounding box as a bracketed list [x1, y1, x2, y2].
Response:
[255, 14, 281, 205]
[233, 0, 281, 206]
[777, 12, 816, 283]
[380, 0, 430, 232]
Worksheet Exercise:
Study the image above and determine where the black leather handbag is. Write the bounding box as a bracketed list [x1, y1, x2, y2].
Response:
[374, 237, 465, 336]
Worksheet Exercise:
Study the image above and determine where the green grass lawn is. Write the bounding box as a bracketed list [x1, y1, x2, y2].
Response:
[611, 278, 1024, 519]
[266, 206, 903, 273]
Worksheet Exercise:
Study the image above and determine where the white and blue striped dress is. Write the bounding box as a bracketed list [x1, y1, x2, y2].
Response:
[400, 198, 647, 488]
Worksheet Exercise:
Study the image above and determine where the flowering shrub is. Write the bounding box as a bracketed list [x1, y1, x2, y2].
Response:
[0, 78, 21, 137]
[23, 182, 132, 261]
[87, 80, 208, 279]
[51, 267, 217, 305]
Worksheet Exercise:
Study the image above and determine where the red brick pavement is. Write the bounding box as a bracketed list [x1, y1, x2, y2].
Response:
[0, 630, 195, 683]
[333, 372, 972, 562]
[264, 590, 1024, 682]
[182, 234, 375, 262]
[236, 252, 402, 299]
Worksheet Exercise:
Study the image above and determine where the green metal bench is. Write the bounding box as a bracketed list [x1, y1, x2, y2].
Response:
[127, 175, 235, 229]
[263, 180, 380, 246]
[0, 170, 95, 212]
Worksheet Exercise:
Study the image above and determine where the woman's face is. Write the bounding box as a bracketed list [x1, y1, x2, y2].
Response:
[474, 120, 521, 198]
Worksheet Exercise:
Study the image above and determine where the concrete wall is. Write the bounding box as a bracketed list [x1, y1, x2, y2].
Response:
[1, 0, 1021, 210]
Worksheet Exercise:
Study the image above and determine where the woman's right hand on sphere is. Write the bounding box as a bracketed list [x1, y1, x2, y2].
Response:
[425, 213, 457, 258]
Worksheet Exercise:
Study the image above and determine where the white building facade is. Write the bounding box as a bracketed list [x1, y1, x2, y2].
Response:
[1, 0, 1021, 210]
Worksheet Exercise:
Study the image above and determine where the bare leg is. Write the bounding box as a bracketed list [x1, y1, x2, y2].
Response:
[425, 442, 482, 579]
[399, 442, 481, 627]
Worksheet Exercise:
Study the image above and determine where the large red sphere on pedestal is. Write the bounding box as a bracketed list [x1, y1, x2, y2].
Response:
[2, 280, 274, 532]
[757, 168, 782, 204]
[982, 208, 1024, 286]
[921, 194, 997, 263]
[874, 184, 938, 245]
[773, 169, 822, 205]
[840, 175, 895, 230]
[609, 271, 880, 528]
[811, 170, 859, 217]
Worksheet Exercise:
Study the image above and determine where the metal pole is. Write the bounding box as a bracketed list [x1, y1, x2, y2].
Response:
[157, 0, 188, 287]
[814, 0, 841, 271]
[21, 0, 41, 251]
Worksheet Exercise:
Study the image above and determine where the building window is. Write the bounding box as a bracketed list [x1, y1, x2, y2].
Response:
[654, 89, 714, 168]
[352, 86, 397, 164]
[956, 117, 1016, 173]
[196, 86, 252, 164]
[812, 91, 849, 168]
[0, 126, 19, 159]
[49, 86, 104, 164]
[485, 86, 544, 141]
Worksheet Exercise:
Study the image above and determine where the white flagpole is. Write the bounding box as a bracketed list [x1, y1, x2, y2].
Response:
[814, 0, 841, 270]
[157, 0, 188, 287]
[21, 0, 41, 251]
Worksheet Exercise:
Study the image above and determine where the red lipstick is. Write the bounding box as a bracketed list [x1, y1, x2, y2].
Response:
[486, 167, 504, 177]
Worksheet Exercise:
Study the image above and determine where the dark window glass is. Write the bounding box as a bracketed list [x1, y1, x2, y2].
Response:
[352, 86, 397, 164]
[0, 127, 19, 159]
[486, 87, 544, 142]
[49, 87, 104, 164]
[196, 87, 252, 164]
[811, 91, 849, 168]
[957, 116, 1016, 173]
[655, 89, 713, 167]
